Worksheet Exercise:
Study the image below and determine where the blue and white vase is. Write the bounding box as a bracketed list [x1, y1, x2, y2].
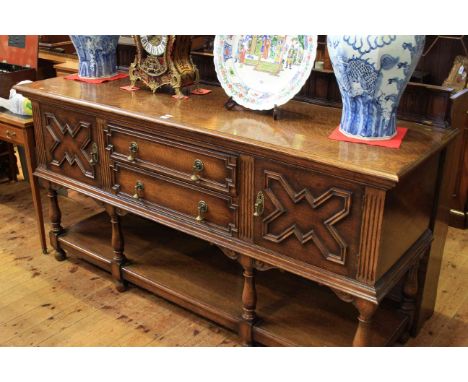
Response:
[70, 35, 119, 78]
[327, 35, 425, 140]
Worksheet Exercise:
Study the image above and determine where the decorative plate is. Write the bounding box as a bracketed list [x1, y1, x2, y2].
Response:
[214, 35, 317, 110]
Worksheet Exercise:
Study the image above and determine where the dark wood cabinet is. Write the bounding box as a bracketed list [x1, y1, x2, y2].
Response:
[449, 89, 468, 228]
[16, 77, 458, 346]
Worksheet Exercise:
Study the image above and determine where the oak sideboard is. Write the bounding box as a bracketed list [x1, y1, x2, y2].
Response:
[16, 77, 458, 346]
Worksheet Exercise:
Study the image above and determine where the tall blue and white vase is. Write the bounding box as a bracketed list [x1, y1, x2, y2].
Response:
[327, 35, 425, 140]
[70, 35, 119, 78]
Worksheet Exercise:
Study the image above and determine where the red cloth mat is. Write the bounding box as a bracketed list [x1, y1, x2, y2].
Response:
[64, 72, 129, 84]
[191, 88, 212, 95]
[329, 126, 408, 149]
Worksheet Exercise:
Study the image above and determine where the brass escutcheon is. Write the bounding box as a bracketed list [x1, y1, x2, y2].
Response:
[127, 142, 139, 161]
[5, 130, 17, 139]
[196, 200, 208, 221]
[133, 180, 144, 200]
[190, 159, 204, 181]
[89, 142, 98, 165]
[253, 191, 264, 217]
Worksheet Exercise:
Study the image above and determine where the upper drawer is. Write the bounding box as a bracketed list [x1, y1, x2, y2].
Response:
[106, 123, 237, 195]
[0, 124, 24, 145]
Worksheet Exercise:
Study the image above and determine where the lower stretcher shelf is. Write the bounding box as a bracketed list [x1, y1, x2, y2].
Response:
[57, 211, 408, 346]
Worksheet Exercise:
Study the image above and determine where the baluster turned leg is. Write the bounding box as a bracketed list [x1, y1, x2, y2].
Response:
[239, 255, 257, 346]
[47, 183, 66, 261]
[399, 261, 420, 342]
[108, 206, 128, 292]
[352, 298, 378, 347]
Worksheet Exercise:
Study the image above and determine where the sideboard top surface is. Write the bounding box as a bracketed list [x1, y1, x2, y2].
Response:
[16, 77, 458, 183]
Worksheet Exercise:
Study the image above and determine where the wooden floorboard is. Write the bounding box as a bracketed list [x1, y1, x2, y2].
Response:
[0, 180, 466, 346]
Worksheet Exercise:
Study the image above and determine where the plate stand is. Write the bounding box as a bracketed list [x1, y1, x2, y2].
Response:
[224, 97, 281, 120]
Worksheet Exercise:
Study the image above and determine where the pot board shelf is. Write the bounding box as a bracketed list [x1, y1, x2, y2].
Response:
[57, 211, 408, 347]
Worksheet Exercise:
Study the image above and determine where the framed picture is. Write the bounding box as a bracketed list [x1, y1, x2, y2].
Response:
[443, 55, 468, 92]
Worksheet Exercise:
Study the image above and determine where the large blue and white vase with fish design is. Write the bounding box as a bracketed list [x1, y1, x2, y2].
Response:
[70, 35, 119, 79]
[327, 35, 425, 140]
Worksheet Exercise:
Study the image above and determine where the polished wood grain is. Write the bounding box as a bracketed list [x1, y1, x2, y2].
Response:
[378, 153, 439, 280]
[24, 100, 438, 304]
[47, 184, 65, 261]
[108, 205, 127, 292]
[0, 111, 33, 129]
[14, 77, 459, 346]
[192, 36, 461, 129]
[53, 61, 78, 77]
[254, 157, 362, 276]
[107, 121, 238, 195]
[239, 254, 256, 346]
[357, 187, 385, 283]
[0, 181, 466, 346]
[352, 298, 378, 347]
[413, 133, 459, 332]
[111, 163, 237, 236]
[0, 123, 24, 145]
[16, 78, 458, 186]
[39, 104, 100, 187]
[53, 211, 409, 346]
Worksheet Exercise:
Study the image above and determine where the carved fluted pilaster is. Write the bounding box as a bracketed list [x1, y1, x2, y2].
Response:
[357, 187, 386, 284]
[239, 155, 254, 241]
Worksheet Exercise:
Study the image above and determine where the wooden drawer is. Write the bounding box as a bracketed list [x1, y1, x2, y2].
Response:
[111, 161, 238, 236]
[253, 159, 364, 277]
[39, 105, 101, 187]
[106, 123, 237, 195]
[0, 123, 24, 145]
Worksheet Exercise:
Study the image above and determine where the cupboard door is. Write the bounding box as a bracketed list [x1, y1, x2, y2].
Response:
[253, 159, 364, 276]
[40, 106, 101, 187]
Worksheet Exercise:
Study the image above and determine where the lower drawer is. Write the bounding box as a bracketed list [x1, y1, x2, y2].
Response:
[112, 162, 237, 236]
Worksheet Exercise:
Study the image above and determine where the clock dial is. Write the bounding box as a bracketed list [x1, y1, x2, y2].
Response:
[140, 35, 168, 56]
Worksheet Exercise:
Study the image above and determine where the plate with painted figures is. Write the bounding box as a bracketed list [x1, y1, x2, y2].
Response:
[214, 35, 317, 110]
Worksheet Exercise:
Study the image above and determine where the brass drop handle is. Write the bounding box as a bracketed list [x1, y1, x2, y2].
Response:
[190, 159, 204, 181]
[133, 180, 144, 200]
[195, 200, 208, 222]
[253, 191, 264, 217]
[127, 142, 139, 161]
[89, 142, 98, 166]
[5, 130, 17, 138]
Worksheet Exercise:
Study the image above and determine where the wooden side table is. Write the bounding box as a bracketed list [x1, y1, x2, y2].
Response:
[0, 109, 47, 253]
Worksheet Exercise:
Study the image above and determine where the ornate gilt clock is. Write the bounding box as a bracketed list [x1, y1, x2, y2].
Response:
[129, 35, 199, 97]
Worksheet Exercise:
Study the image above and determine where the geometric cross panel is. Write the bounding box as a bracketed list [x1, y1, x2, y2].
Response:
[262, 171, 352, 265]
[44, 112, 96, 179]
